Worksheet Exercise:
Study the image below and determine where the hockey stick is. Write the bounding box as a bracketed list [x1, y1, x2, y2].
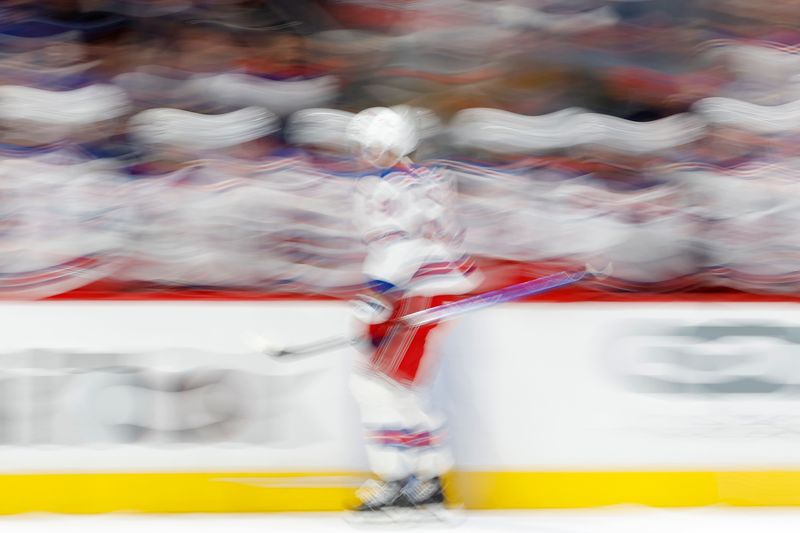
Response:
[258, 262, 612, 358]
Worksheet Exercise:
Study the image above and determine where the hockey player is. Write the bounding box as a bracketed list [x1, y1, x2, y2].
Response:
[346, 107, 482, 516]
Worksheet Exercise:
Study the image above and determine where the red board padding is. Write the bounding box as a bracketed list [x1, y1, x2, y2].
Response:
[11, 260, 797, 303]
[37, 280, 800, 305]
[40, 286, 800, 303]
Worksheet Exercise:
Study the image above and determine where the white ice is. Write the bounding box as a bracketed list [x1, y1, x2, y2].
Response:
[2, 508, 800, 533]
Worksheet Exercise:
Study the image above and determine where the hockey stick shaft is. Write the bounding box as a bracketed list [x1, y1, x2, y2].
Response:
[401, 269, 584, 327]
[267, 267, 596, 358]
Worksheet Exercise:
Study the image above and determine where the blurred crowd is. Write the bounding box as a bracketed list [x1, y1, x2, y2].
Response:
[1, 0, 800, 297]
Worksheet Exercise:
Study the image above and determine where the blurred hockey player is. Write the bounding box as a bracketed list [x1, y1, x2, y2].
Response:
[346, 107, 482, 516]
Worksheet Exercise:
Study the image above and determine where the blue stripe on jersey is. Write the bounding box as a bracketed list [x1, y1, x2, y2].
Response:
[368, 279, 398, 294]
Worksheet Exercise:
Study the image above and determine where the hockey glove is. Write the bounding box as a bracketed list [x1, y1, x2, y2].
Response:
[349, 293, 393, 324]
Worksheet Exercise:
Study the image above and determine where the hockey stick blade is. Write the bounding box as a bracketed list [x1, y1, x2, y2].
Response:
[585, 261, 614, 280]
[266, 335, 358, 358]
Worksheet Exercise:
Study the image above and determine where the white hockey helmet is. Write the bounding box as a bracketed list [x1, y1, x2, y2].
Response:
[346, 106, 418, 166]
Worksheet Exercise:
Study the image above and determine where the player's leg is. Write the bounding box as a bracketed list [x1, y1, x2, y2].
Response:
[349, 295, 454, 512]
[349, 370, 451, 511]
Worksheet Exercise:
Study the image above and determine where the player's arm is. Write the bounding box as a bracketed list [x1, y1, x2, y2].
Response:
[351, 178, 425, 323]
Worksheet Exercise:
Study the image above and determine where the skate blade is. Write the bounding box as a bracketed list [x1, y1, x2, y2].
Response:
[344, 504, 466, 528]
[409, 504, 465, 528]
[344, 507, 416, 529]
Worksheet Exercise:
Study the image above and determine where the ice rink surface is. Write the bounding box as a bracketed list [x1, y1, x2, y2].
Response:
[3, 508, 800, 533]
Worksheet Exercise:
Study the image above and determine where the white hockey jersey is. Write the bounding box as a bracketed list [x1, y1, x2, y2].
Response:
[353, 161, 481, 296]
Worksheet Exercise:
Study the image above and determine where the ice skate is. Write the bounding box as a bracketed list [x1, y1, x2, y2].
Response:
[399, 476, 445, 509]
[347, 478, 409, 524]
[398, 476, 463, 526]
